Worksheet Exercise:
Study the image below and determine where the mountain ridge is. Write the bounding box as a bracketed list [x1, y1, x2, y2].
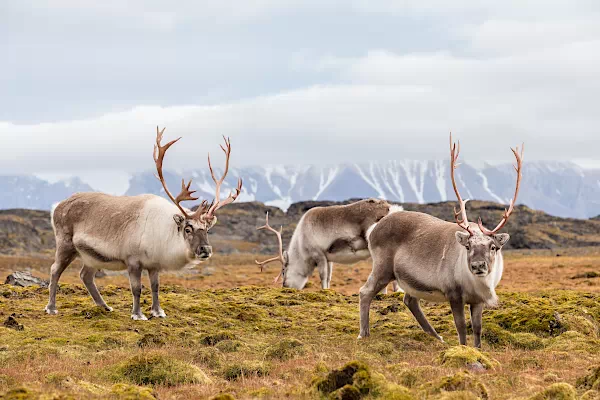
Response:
[1, 160, 599, 219]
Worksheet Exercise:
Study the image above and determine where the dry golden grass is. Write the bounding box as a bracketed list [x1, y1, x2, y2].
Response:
[0, 248, 600, 399]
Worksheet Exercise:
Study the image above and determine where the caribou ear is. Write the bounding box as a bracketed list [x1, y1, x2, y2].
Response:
[494, 233, 510, 247]
[173, 214, 185, 229]
[455, 231, 471, 247]
[282, 251, 289, 265]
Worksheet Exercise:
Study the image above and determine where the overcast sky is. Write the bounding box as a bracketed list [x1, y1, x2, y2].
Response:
[2, 1, 600, 182]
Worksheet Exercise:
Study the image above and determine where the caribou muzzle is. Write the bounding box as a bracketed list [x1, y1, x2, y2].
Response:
[470, 261, 488, 276]
[195, 245, 213, 259]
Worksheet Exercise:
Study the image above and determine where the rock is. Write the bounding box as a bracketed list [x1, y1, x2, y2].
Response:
[467, 361, 486, 373]
[4, 314, 24, 331]
[5, 271, 48, 288]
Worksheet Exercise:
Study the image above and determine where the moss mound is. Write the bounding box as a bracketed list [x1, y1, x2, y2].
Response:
[312, 360, 407, 398]
[437, 346, 498, 370]
[223, 361, 270, 381]
[265, 338, 305, 361]
[329, 384, 362, 400]
[136, 334, 166, 348]
[210, 394, 236, 400]
[110, 383, 158, 399]
[201, 332, 235, 346]
[192, 348, 222, 369]
[103, 353, 211, 387]
[529, 383, 577, 400]
[581, 390, 600, 400]
[578, 365, 600, 390]
[482, 325, 546, 350]
[314, 361, 371, 396]
[422, 372, 488, 399]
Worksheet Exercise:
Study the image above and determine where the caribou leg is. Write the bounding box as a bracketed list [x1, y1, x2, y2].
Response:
[358, 269, 391, 339]
[317, 256, 330, 289]
[327, 262, 333, 289]
[470, 303, 484, 348]
[45, 243, 76, 315]
[79, 265, 112, 311]
[148, 268, 166, 318]
[449, 297, 468, 345]
[127, 263, 147, 321]
[403, 293, 444, 342]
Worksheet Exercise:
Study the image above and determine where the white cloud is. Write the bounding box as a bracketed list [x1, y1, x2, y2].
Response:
[2, 1, 600, 174]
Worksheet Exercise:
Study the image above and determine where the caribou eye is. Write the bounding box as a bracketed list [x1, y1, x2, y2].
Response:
[465, 245, 470, 251]
[184, 226, 193, 234]
[491, 244, 497, 252]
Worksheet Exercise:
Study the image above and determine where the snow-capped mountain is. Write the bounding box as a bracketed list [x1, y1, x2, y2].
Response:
[2, 161, 600, 219]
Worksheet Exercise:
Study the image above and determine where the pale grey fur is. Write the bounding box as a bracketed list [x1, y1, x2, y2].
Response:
[45, 192, 215, 320]
[358, 211, 510, 348]
[281, 198, 402, 291]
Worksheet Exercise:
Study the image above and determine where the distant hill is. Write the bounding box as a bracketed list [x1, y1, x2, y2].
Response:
[1, 200, 600, 256]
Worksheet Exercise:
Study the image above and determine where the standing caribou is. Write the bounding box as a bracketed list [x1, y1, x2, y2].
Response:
[45, 127, 242, 320]
[358, 134, 523, 347]
[255, 199, 403, 291]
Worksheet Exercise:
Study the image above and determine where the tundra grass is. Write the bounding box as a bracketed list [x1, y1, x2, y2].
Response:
[1, 283, 600, 399]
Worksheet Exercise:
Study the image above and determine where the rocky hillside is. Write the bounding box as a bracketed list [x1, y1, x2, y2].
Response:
[1, 200, 600, 256]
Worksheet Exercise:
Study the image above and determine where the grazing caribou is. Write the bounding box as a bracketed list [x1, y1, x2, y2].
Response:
[255, 199, 403, 291]
[45, 127, 242, 320]
[358, 134, 523, 347]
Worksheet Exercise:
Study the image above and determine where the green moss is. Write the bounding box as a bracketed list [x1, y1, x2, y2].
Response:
[110, 383, 158, 399]
[328, 384, 361, 400]
[314, 361, 371, 395]
[578, 365, 600, 390]
[210, 394, 236, 400]
[0, 387, 37, 400]
[581, 390, 600, 400]
[482, 325, 546, 349]
[437, 346, 498, 370]
[192, 348, 222, 369]
[215, 340, 241, 353]
[201, 332, 235, 346]
[103, 353, 211, 386]
[264, 338, 304, 361]
[528, 383, 577, 400]
[136, 334, 166, 348]
[223, 361, 270, 381]
[548, 331, 600, 353]
[423, 372, 489, 400]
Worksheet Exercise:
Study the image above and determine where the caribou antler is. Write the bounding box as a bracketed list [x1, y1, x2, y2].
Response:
[478, 143, 524, 235]
[153, 126, 200, 218]
[449, 133, 474, 236]
[255, 212, 285, 284]
[203, 136, 243, 221]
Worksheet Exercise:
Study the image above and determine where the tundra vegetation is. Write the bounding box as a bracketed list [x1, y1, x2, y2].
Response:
[1, 248, 600, 399]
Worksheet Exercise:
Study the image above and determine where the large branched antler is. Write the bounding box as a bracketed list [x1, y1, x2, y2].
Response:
[478, 143, 524, 235]
[153, 127, 200, 218]
[449, 133, 475, 236]
[203, 136, 243, 221]
[255, 212, 286, 284]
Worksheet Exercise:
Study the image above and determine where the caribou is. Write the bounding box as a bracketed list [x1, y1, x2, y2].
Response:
[255, 199, 403, 291]
[45, 127, 242, 320]
[358, 134, 523, 347]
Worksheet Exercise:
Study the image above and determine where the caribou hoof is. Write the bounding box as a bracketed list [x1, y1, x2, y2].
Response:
[103, 306, 114, 312]
[44, 306, 58, 315]
[131, 313, 148, 321]
[150, 309, 167, 318]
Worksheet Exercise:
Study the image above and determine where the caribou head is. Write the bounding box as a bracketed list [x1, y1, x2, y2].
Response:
[154, 127, 243, 261]
[449, 133, 523, 277]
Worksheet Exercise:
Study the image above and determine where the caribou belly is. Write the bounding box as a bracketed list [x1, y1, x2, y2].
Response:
[78, 253, 127, 271]
[327, 249, 370, 264]
[397, 279, 447, 303]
